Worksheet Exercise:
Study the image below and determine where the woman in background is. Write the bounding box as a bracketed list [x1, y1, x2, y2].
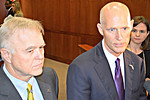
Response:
[7, 1, 24, 17]
[7, 2, 16, 16]
[13, 1, 24, 17]
[127, 16, 150, 97]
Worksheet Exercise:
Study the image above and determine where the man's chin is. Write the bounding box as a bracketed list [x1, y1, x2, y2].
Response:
[113, 48, 126, 56]
[115, 49, 126, 54]
[33, 69, 43, 76]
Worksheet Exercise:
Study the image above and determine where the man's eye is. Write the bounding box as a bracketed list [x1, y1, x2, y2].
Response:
[109, 28, 114, 31]
[123, 27, 127, 30]
[27, 50, 33, 53]
[39, 46, 44, 49]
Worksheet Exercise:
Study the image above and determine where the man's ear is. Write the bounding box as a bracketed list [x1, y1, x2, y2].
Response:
[0, 48, 12, 63]
[97, 23, 103, 36]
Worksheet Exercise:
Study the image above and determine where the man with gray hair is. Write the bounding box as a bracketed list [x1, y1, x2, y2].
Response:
[0, 17, 58, 100]
[67, 2, 146, 100]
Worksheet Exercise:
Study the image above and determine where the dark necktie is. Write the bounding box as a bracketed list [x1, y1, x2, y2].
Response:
[114, 58, 125, 100]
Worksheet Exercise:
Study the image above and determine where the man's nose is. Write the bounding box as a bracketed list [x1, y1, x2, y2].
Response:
[116, 29, 123, 41]
[35, 49, 44, 59]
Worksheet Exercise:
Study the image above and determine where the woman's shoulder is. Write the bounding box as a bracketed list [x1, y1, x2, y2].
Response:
[144, 49, 150, 53]
[144, 50, 150, 59]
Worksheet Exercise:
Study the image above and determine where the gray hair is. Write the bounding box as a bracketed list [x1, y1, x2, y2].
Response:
[0, 16, 44, 53]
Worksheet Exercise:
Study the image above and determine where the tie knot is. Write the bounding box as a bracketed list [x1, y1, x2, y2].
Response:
[27, 83, 32, 92]
[115, 58, 120, 64]
[115, 58, 120, 73]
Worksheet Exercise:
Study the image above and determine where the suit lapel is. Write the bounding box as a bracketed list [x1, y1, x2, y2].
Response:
[93, 42, 119, 100]
[94, 59, 119, 99]
[4, 82, 21, 100]
[0, 67, 22, 100]
[93, 42, 135, 100]
[7, 89, 22, 100]
[0, 66, 56, 100]
[36, 79, 54, 100]
[123, 51, 134, 99]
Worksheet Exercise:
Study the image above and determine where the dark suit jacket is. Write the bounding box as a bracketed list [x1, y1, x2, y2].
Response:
[67, 41, 146, 100]
[0, 67, 58, 100]
[138, 50, 150, 78]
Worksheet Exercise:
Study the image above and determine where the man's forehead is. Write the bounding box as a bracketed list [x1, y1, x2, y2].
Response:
[102, 16, 131, 26]
[104, 21, 131, 28]
[11, 28, 43, 44]
[13, 28, 42, 37]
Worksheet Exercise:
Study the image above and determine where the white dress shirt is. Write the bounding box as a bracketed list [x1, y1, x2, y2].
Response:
[102, 39, 125, 88]
[3, 65, 44, 100]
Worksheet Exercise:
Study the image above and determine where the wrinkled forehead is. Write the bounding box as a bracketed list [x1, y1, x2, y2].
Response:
[11, 28, 45, 47]
[13, 28, 42, 37]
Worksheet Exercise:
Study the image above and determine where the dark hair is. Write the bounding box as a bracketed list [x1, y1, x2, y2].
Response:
[132, 16, 150, 50]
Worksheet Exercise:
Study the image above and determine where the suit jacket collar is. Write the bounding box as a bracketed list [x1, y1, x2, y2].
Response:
[0, 67, 22, 99]
[93, 41, 134, 100]
[123, 50, 134, 99]
[0, 67, 55, 100]
[93, 42, 119, 99]
[36, 78, 54, 100]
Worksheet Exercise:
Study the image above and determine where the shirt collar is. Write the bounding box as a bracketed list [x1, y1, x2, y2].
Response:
[3, 64, 34, 91]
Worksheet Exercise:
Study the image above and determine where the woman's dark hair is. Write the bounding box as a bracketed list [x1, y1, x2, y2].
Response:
[132, 16, 150, 50]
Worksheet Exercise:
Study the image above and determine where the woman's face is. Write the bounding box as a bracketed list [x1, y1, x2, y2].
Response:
[12, 3, 16, 12]
[130, 23, 149, 44]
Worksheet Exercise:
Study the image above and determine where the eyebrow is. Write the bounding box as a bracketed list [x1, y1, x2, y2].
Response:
[132, 28, 146, 31]
[121, 26, 130, 28]
[25, 43, 46, 51]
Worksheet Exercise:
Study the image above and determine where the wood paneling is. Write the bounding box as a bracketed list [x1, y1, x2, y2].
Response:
[43, 30, 101, 64]
[20, 0, 150, 64]
[0, 0, 7, 24]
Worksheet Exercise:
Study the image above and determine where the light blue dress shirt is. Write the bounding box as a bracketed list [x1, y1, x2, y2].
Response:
[3, 65, 44, 100]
